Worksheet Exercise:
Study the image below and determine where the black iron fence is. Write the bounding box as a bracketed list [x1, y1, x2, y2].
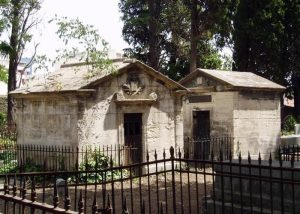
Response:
[0, 143, 139, 173]
[278, 144, 300, 161]
[184, 136, 232, 160]
[0, 147, 299, 213]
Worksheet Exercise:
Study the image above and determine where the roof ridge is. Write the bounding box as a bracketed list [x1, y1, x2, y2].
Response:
[60, 58, 129, 68]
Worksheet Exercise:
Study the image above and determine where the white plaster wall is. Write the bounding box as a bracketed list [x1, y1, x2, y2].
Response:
[78, 71, 183, 161]
[15, 96, 79, 147]
[233, 92, 281, 159]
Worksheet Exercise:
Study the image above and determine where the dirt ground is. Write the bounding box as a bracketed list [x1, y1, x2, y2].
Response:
[0, 170, 213, 214]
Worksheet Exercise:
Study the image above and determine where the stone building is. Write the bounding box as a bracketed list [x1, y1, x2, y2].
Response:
[179, 68, 285, 158]
[10, 59, 187, 163]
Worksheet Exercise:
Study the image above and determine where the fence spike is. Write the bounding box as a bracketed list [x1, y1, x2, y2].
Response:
[31, 176, 37, 202]
[95, 151, 99, 170]
[291, 152, 295, 168]
[22, 177, 27, 200]
[211, 150, 214, 161]
[170, 146, 174, 158]
[163, 149, 166, 159]
[122, 197, 129, 214]
[238, 152, 242, 163]
[278, 148, 282, 163]
[269, 153, 272, 166]
[146, 150, 149, 162]
[4, 175, 9, 195]
[20, 158, 23, 172]
[43, 158, 48, 171]
[106, 194, 112, 212]
[53, 179, 59, 208]
[13, 174, 17, 197]
[92, 191, 98, 214]
[85, 148, 88, 168]
[258, 152, 262, 165]
[141, 199, 145, 214]
[178, 148, 182, 158]
[154, 149, 157, 160]
[110, 155, 114, 168]
[160, 202, 164, 214]
[219, 148, 223, 161]
[247, 152, 251, 164]
[229, 148, 232, 162]
[78, 190, 84, 213]
[64, 179, 71, 211]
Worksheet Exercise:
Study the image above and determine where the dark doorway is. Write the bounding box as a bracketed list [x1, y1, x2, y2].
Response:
[193, 111, 210, 137]
[124, 113, 143, 165]
[193, 111, 210, 159]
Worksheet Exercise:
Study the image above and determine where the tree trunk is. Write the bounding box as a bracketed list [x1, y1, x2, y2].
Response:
[148, 0, 161, 71]
[189, 0, 198, 73]
[293, 74, 300, 121]
[7, 0, 20, 126]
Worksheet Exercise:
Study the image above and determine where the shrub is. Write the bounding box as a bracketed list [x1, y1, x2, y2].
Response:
[282, 115, 298, 135]
[71, 149, 128, 183]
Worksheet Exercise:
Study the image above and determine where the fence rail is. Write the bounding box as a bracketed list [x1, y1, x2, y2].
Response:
[0, 143, 139, 173]
[0, 147, 299, 213]
[184, 136, 233, 160]
[278, 144, 300, 161]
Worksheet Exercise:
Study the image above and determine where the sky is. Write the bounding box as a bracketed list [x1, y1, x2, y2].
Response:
[28, 0, 128, 59]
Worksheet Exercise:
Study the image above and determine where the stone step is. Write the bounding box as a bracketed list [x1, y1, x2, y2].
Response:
[213, 175, 300, 199]
[204, 197, 291, 214]
[210, 189, 300, 212]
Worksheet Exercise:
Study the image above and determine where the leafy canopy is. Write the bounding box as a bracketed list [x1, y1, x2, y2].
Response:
[47, 16, 116, 76]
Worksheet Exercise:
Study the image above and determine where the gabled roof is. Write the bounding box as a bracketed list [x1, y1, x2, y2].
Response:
[179, 68, 285, 92]
[11, 59, 186, 96]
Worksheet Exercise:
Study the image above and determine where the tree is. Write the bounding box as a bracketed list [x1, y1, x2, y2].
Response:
[148, 0, 161, 70]
[119, 0, 236, 80]
[47, 16, 114, 76]
[0, 0, 41, 124]
[233, 0, 300, 119]
[186, 0, 236, 73]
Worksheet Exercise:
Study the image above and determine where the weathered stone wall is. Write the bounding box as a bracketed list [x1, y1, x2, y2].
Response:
[183, 91, 236, 139]
[233, 91, 281, 158]
[78, 71, 184, 161]
[14, 96, 79, 146]
[0, 96, 7, 114]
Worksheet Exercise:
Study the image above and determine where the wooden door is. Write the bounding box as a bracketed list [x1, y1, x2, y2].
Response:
[124, 113, 143, 164]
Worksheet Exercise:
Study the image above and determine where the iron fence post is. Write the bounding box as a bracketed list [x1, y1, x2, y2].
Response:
[170, 146, 177, 214]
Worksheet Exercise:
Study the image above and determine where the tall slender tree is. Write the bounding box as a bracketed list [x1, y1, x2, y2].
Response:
[148, 0, 161, 70]
[0, 0, 41, 124]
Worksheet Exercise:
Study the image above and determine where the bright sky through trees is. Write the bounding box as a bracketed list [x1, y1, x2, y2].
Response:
[27, 0, 128, 58]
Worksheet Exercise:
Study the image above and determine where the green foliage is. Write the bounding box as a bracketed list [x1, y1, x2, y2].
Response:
[282, 115, 298, 135]
[72, 150, 128, 183]
[119, 0, 235, 79]
[79, 149, 109, 171]
[0, 150, 15, 164]
[0, 64, 8, 83]
[48, 16, 116, 76]
[233, 0, 300, 93]
[0, 161, 16, 173]
[0, 112, 6, 128]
